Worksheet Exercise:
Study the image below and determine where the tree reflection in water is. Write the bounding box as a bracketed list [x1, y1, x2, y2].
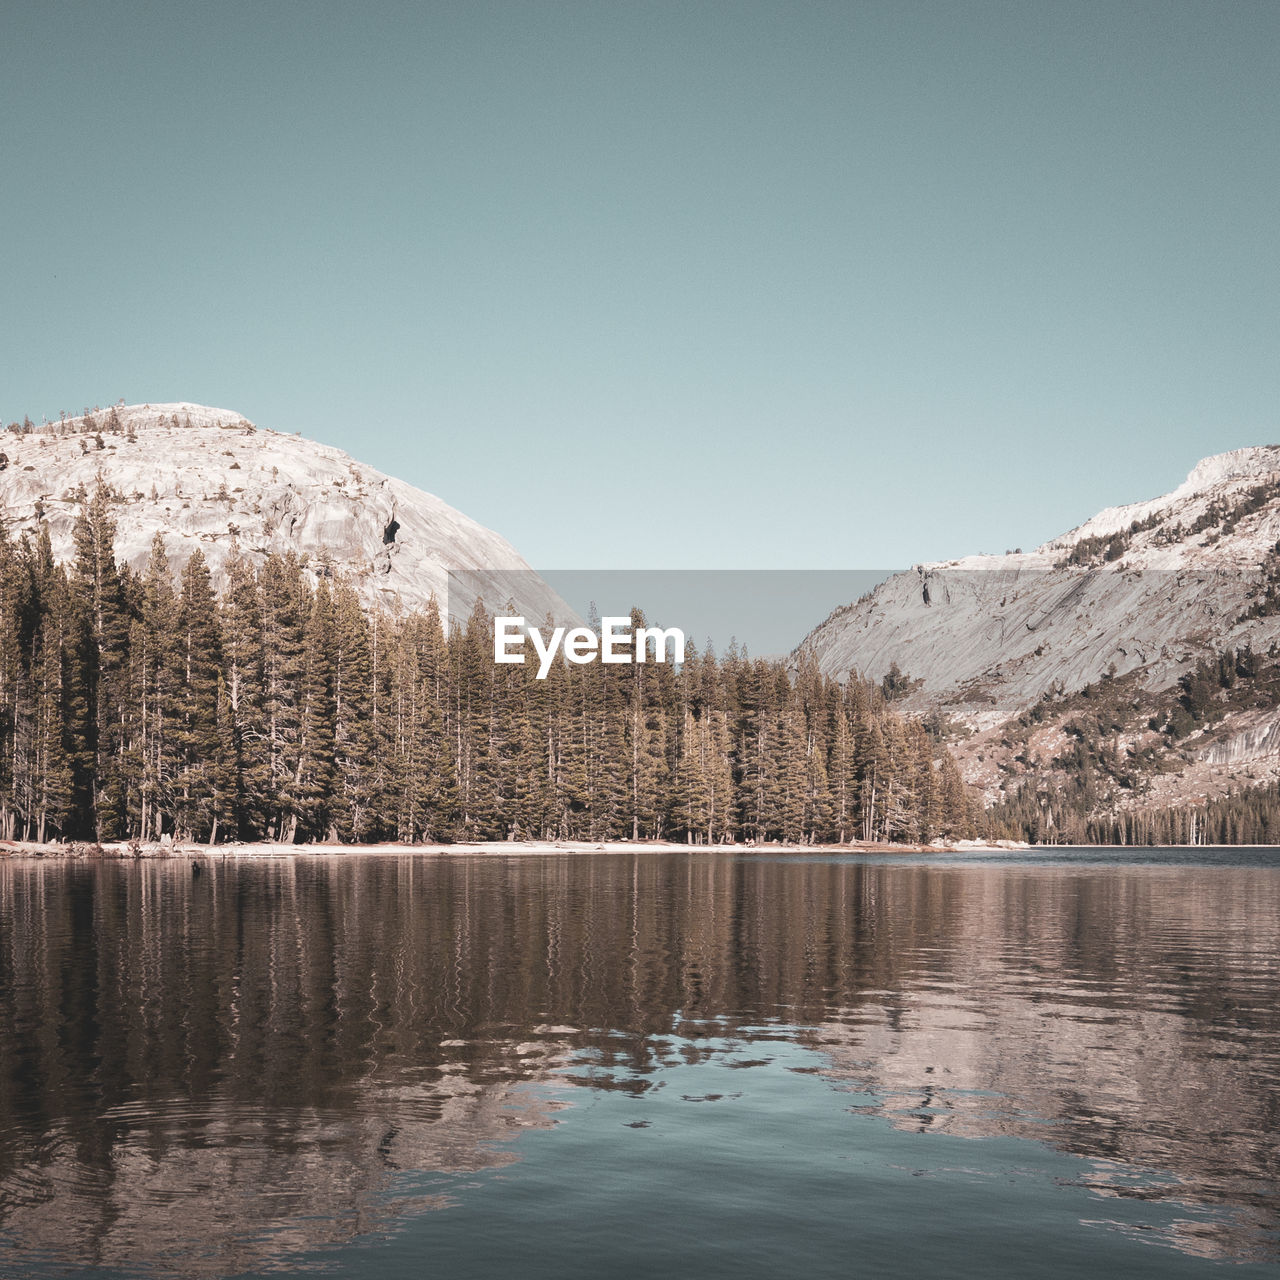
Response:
[0, 853, 1276, 1273]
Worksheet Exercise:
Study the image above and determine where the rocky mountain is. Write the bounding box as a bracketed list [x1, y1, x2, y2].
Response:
[0, 402, 569, 625]
[797, 447, 1280, 818]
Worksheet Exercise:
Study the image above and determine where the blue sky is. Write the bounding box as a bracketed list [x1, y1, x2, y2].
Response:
[3, 1, 1277, 569]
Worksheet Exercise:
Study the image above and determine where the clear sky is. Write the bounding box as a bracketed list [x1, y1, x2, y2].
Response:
[3, 1, 1277, 569]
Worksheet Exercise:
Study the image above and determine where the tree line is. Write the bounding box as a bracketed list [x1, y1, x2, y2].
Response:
[0, 483, 973, 847]
[990, 777, 1280, 847]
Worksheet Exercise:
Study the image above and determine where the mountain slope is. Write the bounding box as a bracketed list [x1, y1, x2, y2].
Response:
[797, 447, 1280, 814]
[0, 403, 567, 624]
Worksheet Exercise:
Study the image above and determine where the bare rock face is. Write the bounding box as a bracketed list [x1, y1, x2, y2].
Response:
[801, 562, 1276, 733]
[0, 403, 569, 624]
[796, 447, 1280, 808]
[800, 447, 1280, 720]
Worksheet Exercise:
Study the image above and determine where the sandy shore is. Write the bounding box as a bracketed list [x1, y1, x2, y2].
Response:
[0, 837, 1031, 860]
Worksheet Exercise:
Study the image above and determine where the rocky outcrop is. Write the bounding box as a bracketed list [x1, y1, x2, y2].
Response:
[0, 402, 570, 624]
[1201, 709, 1280, 766]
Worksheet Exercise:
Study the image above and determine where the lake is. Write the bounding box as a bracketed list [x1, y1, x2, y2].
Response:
[0, 849, 1277, 1277]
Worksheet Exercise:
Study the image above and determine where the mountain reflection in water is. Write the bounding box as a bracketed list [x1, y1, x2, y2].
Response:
[0, 853, 1276, 1276]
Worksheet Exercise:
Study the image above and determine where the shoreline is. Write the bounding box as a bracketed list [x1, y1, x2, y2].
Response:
[0, 837, 1033, 860]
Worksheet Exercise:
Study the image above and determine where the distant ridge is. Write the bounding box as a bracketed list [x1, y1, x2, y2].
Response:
[797, 447, 1280, 818]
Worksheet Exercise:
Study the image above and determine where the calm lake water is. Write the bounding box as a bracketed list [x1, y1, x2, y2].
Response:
[0, 849, 1277, 1278]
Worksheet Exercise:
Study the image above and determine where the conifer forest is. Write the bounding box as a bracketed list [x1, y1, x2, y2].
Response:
[0, 484, 973, 847]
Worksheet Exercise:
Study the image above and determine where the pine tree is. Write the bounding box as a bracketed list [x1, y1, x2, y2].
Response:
[259, 553, 308, 841]
[70, 479, 132, 838]
[829, 700, 859, 843]
[220, 549, 270, 838]
[0, 526, 26, 838]
[776, 707, 809, 842]
[30, 615, 74, 842]
[365, 603, 395, 834]
[207, 673, 238, 844]
[329, 581, 374, 840]
[672, 703, 710, 842]
[454, 599, 503, 838]
[174, 549, 222, 840]
[624, 611, 672, 840]
[293, 579, 337, 839]
[538, 619, 578, 839]
[388, 607, 455, 841]
[858, 718, 888, 842]
[131, 534, 180, 839]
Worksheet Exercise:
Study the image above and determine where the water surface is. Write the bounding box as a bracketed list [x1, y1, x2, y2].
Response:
[0, 850, 1277, 1277]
